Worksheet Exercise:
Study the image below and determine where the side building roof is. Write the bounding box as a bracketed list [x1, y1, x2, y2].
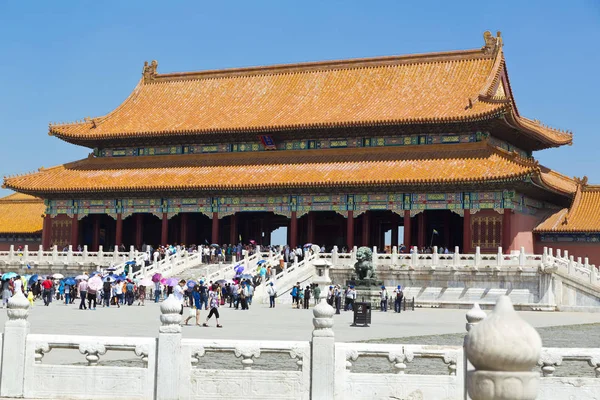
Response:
[535, 180, 600, 233]
[48, 31, 571, 150]
[0, 193, 44, 234]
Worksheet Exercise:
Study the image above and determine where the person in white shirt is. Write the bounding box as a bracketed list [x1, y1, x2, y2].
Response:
[13, 276, 23, 293]
[174, 280, 186, 316]
[266, 282, 276, 308]
[379, 286, 388, 312]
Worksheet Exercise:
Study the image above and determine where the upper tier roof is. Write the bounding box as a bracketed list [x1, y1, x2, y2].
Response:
[0, 193, 44, 234]
[48, 31, 571, 150]
[535, 179, 600, 233]
[2, 141, 572, 196]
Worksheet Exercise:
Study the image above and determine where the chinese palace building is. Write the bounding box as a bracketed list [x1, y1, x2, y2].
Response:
[0, 194, 43, 250]
[3, 31, 599, 261]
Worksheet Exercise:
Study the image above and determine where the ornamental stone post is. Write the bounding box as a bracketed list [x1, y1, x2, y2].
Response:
[0, 291, 31, 397]
[157, 294, 182, 400]
[311, 298, 336, 400]
[464, 303, 487, 400]
[465, 296, 542, 400]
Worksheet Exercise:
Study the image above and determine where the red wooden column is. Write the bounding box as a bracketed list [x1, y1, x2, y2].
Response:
[180, 213, 189, 245]
[211, 212, 219, 244]
[403, 210, 411, 249]
[290, 211, 298, 248]
[92, 215, 100, 251]
[135, 214, 143, 249]
[362, 211, 370, 246]
[391, 213, 399, 248]
[70, 214, 79, 248]
[463, 210, 471, 253]
[161, 213, 168, 245]
[417, 212, 426, 249]
[502, 209, 512, 253]
[42, 214, 52, 248]
[347, 210, 354, 249]
[115, 213, 123, 247]
[307, 212, 315, 244]
[229, 213, 238, 245]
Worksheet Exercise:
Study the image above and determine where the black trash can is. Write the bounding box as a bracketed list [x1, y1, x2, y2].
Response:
[351, 302, 371, 327]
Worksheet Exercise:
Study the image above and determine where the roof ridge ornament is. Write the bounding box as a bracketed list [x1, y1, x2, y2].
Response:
[142, 60, 158, 83]
[482, 31, 502, 56]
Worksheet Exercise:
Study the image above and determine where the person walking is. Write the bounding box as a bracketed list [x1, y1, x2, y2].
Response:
[154, 281, 161, 303]
[64, 284, 71, 305]
[393, 285, 404, 313]
[313, 284, 321, 306]
[42, 277, 53, 306]
[334, 285, 341, 314]
[102, 279, 111, 307]
[203, 284, 222, 328]
[379, 286, 388, 312]
[78, 279, 88, 310]
[266, 282, 276, 308]
[87, 286, 97, 310]
[184, 285, 201, 326]
[303, 285, 311, 309]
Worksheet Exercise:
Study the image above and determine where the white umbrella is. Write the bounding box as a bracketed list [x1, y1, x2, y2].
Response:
[87, 276, 103, 291]
[52, 273, 64, 279]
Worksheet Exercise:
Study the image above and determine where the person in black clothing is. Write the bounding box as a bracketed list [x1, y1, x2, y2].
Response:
[303, 285, 311, 309]
[103, 280, 112, 307]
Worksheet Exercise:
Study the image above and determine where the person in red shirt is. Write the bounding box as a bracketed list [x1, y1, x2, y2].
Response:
[41, 277, 53, 306]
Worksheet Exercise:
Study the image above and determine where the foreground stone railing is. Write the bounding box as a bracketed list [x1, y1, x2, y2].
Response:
[1, 291, 599, 399]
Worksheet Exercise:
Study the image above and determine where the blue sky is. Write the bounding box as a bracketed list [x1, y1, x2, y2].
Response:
[0, 0, 599, 201]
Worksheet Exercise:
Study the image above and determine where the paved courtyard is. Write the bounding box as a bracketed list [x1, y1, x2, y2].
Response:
[2, 299, 600, 343]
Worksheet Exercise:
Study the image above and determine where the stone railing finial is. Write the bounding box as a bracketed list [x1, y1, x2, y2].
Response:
[466, 296, 542, 400]
[312, 298, 335, 337]
[7, 290, 30, 326]
[159, 294, 182, 333]
[465, 303, 486, 332]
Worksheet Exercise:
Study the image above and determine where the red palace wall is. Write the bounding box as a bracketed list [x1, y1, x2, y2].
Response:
[508, 212, 545, 254]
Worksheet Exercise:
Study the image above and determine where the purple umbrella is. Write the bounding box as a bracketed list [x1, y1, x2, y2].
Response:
[234, 265, 244, 275]
[166, 278, 179, 287]
[151, 273, 162, 283]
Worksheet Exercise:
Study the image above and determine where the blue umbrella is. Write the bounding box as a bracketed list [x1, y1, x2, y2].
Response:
[1, 272, 17, 280]
[256, 260, 266, 265]
[63, 278, 76, 286]
[234, 265, 244, 275]
[125, 260, 137, 265]
[187, 280, 196, 289]
[28, 274, 39, 284]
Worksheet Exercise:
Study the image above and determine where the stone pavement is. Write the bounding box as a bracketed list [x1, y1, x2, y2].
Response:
[1, 299, 599, 343]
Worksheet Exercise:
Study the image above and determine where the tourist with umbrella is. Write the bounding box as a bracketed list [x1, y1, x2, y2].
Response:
[184, 284, 201, 326]
[87, 275, 103, 310]
[78, 278, 88, 310]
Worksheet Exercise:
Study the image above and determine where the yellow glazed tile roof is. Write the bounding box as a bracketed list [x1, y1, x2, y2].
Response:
[0, 193, 44, 234]
[3, 142, 538, 195]
[535, 183, 600, 233]
[48, 32, 571, 147]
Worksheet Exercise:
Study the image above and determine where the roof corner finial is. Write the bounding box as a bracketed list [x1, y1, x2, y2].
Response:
[482, 31, 502, 55]
[142, 60, 158, 83]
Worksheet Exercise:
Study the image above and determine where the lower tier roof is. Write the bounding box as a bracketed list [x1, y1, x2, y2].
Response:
[0, 193, 44, 234]
[2, 142, 550, 195]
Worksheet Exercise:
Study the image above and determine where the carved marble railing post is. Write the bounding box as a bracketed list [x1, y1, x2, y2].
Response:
[464, 303, 486, 400]
[412, 246, 419, 266]
[129, 245, 135, 260]
[372, 246, 378, 268]
[67, 245, 73, 264]
[37, 244, 44, 263]
[391, 246, 397, 265]
[23, 245, 29, 261]
[432, 246, 439, 266]
[475, 246, 481, 265]
[311, 299, 336, 400]
[52, 245, 58, 263]
[0, 291, 31, 397]
[82, 245, 88, 263]
[591, 263, 598, 285]
[497, 247, 503, 266]
[113, 246, 119, 262]
[79, 343, 107, 366]
[542, 247, 548, 264]
[8, 244, 14, 262]
[332, 246, 339, 265]
[518, 247, 525, 267]
[466, 296, 541, 400]
[157, 294, 183, 400]
[350, 246, 357, 264]
[568, 255, 575, 275]
[454, 246, 460, 266]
